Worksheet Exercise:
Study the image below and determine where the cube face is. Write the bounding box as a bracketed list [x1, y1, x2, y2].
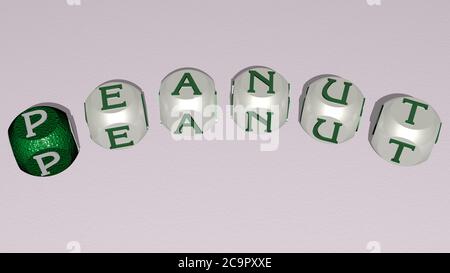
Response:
[231, 66, 290, 132]
[84, 80, 149, 149]
[370, 96, 441, 166]
[300, 76, 365, 144]
[159, 68, 217, 134]
[8, 105, 79, 177]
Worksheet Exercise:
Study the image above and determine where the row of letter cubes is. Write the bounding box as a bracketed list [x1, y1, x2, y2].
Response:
[8, 66, 442, 177]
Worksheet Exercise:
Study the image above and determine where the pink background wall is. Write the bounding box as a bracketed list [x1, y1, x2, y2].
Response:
[0, 0, 449, 252]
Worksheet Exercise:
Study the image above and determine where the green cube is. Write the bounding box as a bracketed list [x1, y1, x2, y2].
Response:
[8, 105, 79, 177]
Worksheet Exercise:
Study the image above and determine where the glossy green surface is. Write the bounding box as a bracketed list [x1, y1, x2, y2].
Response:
[8, 106, 79, 177]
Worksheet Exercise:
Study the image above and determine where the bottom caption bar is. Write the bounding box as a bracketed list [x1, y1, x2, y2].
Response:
[0, 253, 447, 272]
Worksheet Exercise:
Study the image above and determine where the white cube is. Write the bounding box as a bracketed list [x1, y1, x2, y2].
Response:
[231, 66, 290, 133]
[300, 75, 365, 144]
[84, 80, 149, 149]
[370, 96, 442, 166]
[159, 68, 217, 135]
